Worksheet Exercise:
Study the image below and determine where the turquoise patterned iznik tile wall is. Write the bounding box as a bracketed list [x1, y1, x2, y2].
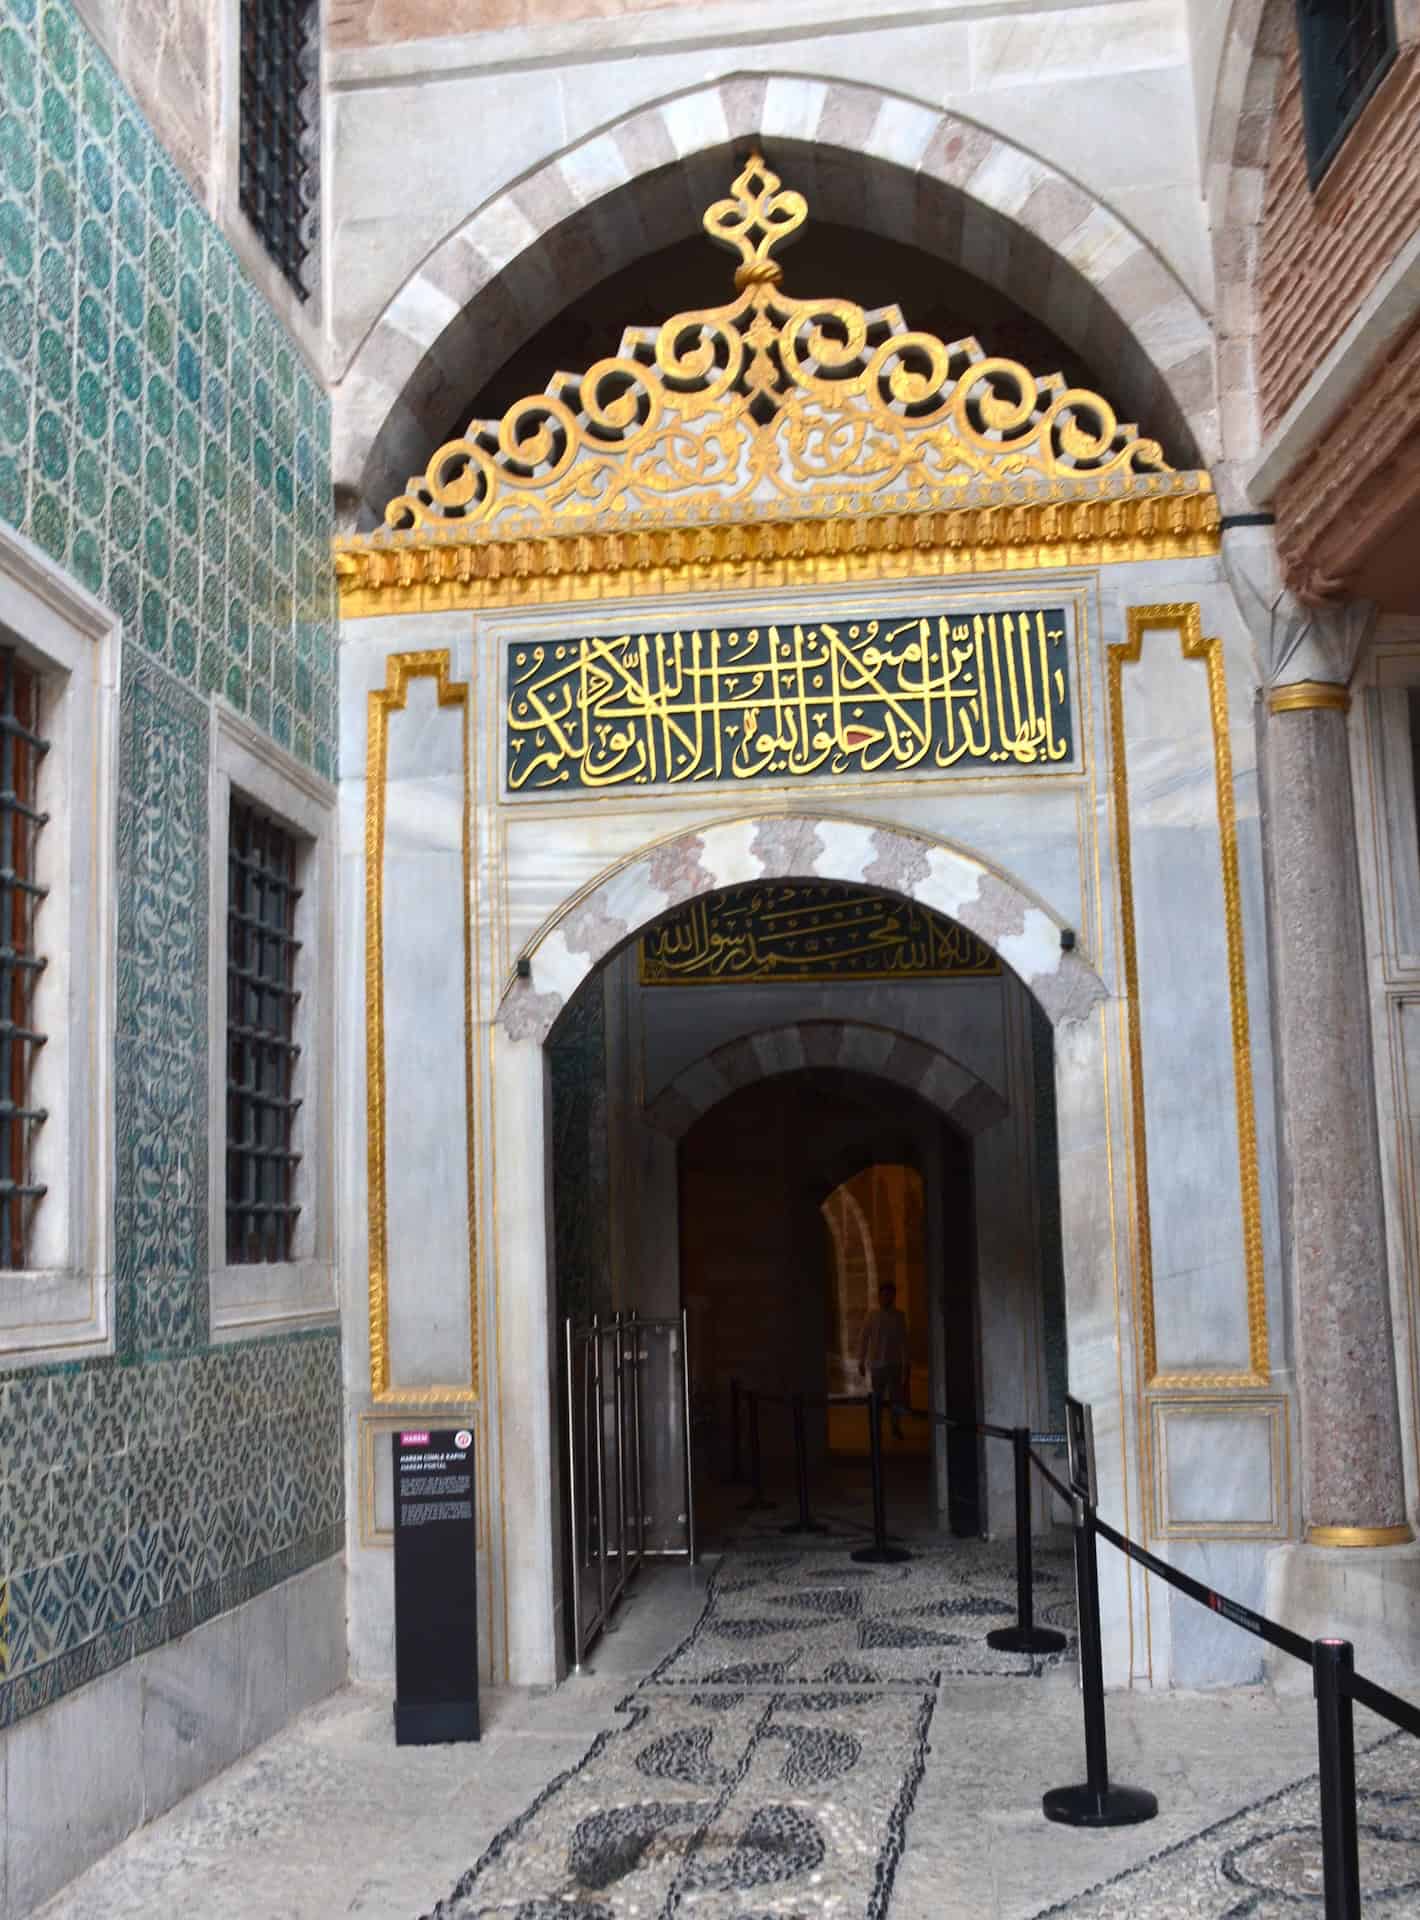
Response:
[0, 0, 336, 774]
[0, 0, 342, 1738]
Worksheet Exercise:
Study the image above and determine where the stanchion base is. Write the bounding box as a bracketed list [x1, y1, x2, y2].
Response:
[851, 1544, 913, 1564]
[986, 1625, 1068, 1654]
[1042, 1783, 1158, 1828]
[781, 1519, 830, 1535]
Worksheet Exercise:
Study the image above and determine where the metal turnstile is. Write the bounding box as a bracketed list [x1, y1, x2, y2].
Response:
[564, 1309, 695, 1667]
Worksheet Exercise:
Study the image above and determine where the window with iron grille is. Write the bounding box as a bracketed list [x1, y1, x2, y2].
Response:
[0, 649, 47, 1271]
[226, 798, 302, 1264]
[239, 0, 319, 299]
[1297, 0, 1397, 184]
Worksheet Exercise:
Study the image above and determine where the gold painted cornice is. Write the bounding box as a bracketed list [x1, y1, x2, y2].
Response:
[1267, 679, 1352, 715]
[335, 484, 1220, 618]
[1306, 1522, 1413, 1547]
[336, 153, 1218, 618]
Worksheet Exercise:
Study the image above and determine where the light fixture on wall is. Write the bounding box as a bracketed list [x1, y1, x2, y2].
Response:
[516, 955, 531, 979]
[1060, 928, 1076, 952]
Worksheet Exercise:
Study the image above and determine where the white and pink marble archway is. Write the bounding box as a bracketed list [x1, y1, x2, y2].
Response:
[335, 73, 1217, 523]
[496, 812, 1106, 1044]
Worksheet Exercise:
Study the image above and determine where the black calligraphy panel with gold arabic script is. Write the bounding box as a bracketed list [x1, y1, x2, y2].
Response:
[640, 884, 1001, 986]
[504, 609, 1073, 792]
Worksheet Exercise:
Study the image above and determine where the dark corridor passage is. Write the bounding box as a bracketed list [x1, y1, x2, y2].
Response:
[678, 1068, 983, 1542]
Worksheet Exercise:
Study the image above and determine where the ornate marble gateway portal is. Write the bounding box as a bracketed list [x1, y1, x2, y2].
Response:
[341, 148, 1295, 1700]
[505, 609, 1072, 791]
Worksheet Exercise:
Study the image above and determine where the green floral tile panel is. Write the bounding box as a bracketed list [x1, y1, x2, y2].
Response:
[0, 0, 335, 777]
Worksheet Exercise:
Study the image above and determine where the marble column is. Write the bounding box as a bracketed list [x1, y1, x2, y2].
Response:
[1226, 525, 1412, 1545]
[1263, 676, 1410, 1543]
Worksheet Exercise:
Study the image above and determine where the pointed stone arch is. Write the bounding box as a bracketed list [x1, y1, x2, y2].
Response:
[497, 812, 1107, 1045]
[336, 73, 1216, 525]
[642, 1018, 1010, 1141]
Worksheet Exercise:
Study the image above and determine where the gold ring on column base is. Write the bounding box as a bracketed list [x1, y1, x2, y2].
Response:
[1267, 680, 1352, 715]
[1305, 1522, 1414, 1547]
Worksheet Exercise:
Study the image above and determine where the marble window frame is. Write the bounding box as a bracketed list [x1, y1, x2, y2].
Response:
[208, 699, 338, 1338]
[0, 523, 119, 1363]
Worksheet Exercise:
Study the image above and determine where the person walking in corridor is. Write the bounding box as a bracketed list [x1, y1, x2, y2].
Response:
[858, 1280, 909, 1440]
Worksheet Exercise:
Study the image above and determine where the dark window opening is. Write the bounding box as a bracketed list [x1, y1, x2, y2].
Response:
[1297, 0, 1397, 185]
[0, 649, 48, 1271]
[239, 0, 318, 299]
[226, 798, 302, 1264]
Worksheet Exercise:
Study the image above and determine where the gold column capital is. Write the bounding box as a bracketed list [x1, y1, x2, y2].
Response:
[1305, 1522, 1414, 1548]
[1266, 679, 1352, 716]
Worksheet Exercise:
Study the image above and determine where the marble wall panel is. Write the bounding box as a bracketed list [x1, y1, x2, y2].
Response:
[380, 674, 473, 1388]
[1153, 1398, 1288, 1535]
[1121, 632, 1252, 1375]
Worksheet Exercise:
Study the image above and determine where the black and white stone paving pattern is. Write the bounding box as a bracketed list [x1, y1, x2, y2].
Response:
[643, 1543, 1077, 1689]
[1030, 1730, 1420, 1915]
[422, 1542, 1073, 1917]
[29, 1541, 1420, 1920]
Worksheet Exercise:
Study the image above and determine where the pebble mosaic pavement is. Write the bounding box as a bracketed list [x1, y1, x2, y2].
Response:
[1033, 1730, 1420, 1915]
[419, 1538, 1420, 1919]
[424, 1541, 1077, 1919]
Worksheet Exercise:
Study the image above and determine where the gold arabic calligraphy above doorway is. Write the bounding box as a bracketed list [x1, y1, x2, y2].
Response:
[640, 883, 1000, 986]
[505, 607, 1072, 792]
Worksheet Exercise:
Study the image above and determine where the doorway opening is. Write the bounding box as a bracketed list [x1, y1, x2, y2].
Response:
[545, 877, 1067, 1664]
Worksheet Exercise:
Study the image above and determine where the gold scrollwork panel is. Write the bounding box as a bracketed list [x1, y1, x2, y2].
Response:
[1110, 607, 1268, 1391]
[366, 650, 479, 1404]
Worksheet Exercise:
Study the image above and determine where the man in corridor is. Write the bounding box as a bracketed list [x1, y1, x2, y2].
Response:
[859, 1279, 910, 1440]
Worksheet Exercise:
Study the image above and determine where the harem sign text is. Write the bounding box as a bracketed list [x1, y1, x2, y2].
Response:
[504, 608, 1073, 791]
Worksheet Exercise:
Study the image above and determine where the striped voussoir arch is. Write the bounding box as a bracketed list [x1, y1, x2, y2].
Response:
[335, 73, 1218, 525]
[641, 1019, 1011, 1141]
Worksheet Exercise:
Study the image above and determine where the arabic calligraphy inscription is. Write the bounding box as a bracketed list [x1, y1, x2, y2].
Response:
[505, 608, 1073, 792]
[640, 883, 1001, 986]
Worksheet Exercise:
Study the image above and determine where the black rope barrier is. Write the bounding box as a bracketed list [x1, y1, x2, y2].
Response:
[728, 1377, 746, 1485]
[851, 1391, 911, 1565]
[1091, 1511, 1314, 1667]
[1028, 1448, 1074, 1506]
[721, 1372, 1416, 1918]
[987, 1426, 1067, 1656]
[738, 1390, 773, 1513]
[782, 1391, 829, 1536]
[1042, 1489, 1158, 1829]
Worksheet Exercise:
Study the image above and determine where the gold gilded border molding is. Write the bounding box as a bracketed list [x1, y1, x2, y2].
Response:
[335, 492, 1221, 620]
[1147, 1396, 1290, 1540]
[1267, 679, 1352, 715]
[366, 650, 480, 1404]
[1110, 606, 1268, 1390]
[1306, 1522, 1413, 1548]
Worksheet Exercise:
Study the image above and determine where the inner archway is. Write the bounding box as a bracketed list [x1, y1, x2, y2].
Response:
[545, 871, 1068, 1619]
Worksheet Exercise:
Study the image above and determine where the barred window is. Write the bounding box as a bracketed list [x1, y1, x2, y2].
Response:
[226, 799, 302, 1264]
[1297, 0, 1397, 183]
[239, 0, 319, 300]
[0, 649, 47, 1271]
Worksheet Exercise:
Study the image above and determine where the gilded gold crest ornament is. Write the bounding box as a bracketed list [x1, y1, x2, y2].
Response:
[336, 152, 1217, 615]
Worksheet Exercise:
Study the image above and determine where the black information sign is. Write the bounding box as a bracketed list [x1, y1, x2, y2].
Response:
[393, 1427, 479, 1745]
[1065, 1395, 1097, 1506]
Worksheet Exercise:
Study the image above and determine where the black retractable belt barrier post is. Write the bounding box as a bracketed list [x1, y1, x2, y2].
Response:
[852, 1391, 911, 1565]
[739, 1389, 772, 1512]
[729, 1377, 745, 1484]
[1042, 1494, 1157, 1827]
[987, 1426, 1067, 1655]
[1314, 1639, 1362, 1920]
[782, 1393, 828, 1535]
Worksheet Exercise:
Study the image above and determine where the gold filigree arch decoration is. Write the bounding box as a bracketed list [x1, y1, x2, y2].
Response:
[337, 154, 1218, 615]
